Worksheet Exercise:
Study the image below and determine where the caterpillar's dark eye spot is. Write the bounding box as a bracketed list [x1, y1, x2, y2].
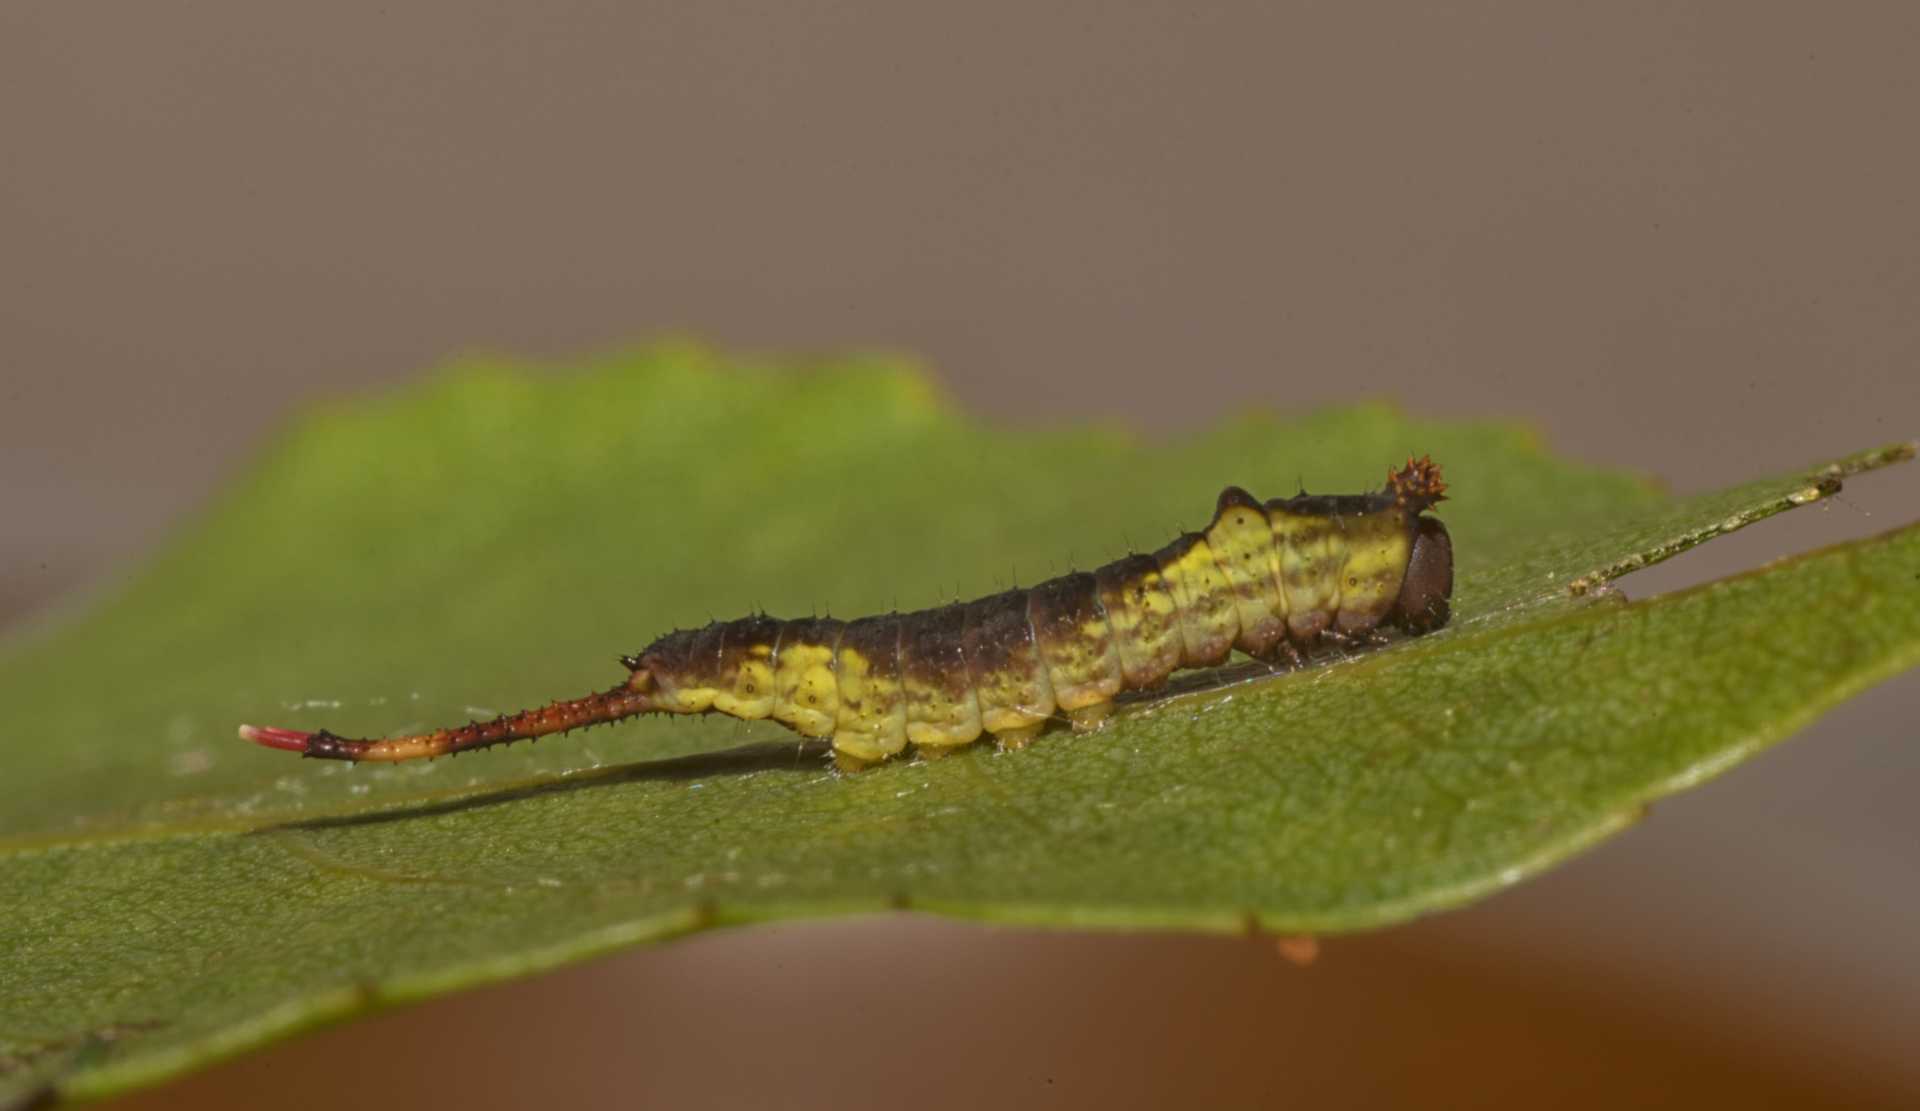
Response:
[743, 683, 756, 694]
[1347, 576, 1359, 588]
[805, 694, 817, 705]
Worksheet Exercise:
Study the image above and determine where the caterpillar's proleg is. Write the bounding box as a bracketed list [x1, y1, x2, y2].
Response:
[241, 459, 1453, 770]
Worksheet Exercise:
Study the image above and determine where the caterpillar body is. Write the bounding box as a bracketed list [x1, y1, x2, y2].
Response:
[240, 458, 1453, 772]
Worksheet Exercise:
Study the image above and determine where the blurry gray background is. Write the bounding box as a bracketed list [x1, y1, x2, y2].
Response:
[4, 3, 1917, 1107]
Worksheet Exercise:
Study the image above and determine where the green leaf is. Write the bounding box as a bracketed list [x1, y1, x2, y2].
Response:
[2, 345, 1915, 1102]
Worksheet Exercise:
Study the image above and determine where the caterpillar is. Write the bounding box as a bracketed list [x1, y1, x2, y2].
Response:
[240, 458, 1453, 772]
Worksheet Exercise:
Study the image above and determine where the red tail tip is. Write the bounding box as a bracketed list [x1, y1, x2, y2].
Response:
[238, 723, 313, 752]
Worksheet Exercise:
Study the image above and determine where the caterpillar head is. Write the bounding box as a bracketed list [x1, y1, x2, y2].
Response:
[1391, 516, 1453, 633]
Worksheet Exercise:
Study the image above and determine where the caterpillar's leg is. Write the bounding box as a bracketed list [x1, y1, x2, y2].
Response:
[832, 750, 878, 774]
[1322, 628, 1393, 651]
[1066, 701, 1113, 733]
[239, 679, 654, 762]
[992, 723, 1046, 751]
[1249, 638, 1307, 672]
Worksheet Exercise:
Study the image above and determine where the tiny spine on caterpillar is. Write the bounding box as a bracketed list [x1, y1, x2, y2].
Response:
[240, 458, 1453, 773]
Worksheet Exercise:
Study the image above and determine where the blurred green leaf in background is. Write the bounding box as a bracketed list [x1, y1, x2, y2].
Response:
[2, 345, 1915, 1102]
